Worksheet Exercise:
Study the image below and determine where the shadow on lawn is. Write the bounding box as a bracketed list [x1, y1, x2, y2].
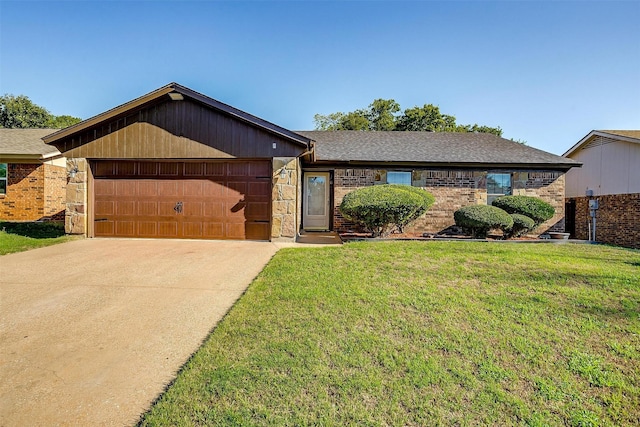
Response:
[0, 221, 66, 239]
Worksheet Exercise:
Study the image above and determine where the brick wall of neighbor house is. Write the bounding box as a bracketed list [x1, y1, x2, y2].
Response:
[43, 163, 67, 220]
[568, 193, 640, 249]
[332, 168, 566, 235]
[1, 163, 45, 221]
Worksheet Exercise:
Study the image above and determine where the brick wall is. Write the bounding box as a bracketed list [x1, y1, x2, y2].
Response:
[1, 164, 45, 220]
[0, 163, 67, 221]
[568, 193, 640, 249]
[332, 168, 566, 235]
[333, 168, 376, 232]
[43, 164, 67, 220]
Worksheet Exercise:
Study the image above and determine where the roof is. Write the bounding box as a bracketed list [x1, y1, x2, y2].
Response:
[297, 131, 580, 169]
[0, 129, 62, 159]
[563, 130, 640, 157]
[43, 82, 312, 148]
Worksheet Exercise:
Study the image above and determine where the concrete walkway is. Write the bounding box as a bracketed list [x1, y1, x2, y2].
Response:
[0, 238, 280, 426]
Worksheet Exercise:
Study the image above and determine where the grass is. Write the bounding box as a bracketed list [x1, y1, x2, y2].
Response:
[0, 221, 76, 255]
[139, 242, 640, 426]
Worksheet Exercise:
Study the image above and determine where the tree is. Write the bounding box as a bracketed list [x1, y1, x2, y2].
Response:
[396, 104, 457, 132]
[314, 99, 503, 136]
[0, 95, 50, 128]
[367, 99, 400, 131]
[47, 115, 82, 128]
[0, 94, 81, 129]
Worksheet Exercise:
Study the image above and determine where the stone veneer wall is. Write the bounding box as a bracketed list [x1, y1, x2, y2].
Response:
[333, 168, 566, 235]
[0, 163, 65, 221]
[568, 193, 640, 249]
[271, 157, 298, 240]
[65, 158, 88, 235]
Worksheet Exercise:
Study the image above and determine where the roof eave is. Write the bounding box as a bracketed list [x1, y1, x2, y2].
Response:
[0, 153, 52, 161]
[563, 130, 640, 157]
[308, 159, 581, 170]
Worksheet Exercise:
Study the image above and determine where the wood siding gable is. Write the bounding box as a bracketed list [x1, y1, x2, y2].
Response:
[43, 83, 311, 160]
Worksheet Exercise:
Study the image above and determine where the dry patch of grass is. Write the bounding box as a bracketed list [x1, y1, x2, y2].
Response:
[140, 242, 640, 426]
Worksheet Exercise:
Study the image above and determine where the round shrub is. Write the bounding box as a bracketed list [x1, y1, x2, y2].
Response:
[508, 213, 536, 238]
[339, 185, 435, 237]
[389, 185, 435, 231]
[492, 195, 555, 226]
[453, 205, 514, 238]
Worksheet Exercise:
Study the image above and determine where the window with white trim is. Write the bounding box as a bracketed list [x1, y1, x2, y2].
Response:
[387, 171, 412, 186]
[487, 173, 511, 205]
[0, 163, 7, 195]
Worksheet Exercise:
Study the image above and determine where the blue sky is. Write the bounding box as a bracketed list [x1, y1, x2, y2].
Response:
[1, 0, 638, 155]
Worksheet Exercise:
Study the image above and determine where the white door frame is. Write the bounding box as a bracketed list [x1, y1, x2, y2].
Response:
[303, 171, 330, 230]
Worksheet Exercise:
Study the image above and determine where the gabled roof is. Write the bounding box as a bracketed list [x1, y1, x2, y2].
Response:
[563, 130, 640, 157]
[0, 129, 62, 159]
[297, 131, 579, 169]
[43, 83, 312, 148]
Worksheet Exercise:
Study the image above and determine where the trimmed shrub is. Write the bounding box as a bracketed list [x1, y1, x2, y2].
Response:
[0, 221, 65, 238]
[339, 185, 435, 237]
[492, 195, 555, 226]
[508, 213, 536, 238]
[453, 205, 514, 238]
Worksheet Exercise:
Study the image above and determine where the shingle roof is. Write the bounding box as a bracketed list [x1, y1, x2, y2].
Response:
[298, 131, 579, 168]
[0, 129, 62, 158]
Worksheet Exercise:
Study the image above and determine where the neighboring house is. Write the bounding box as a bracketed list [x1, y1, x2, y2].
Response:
[43, 83, 579, 240]
[563, 130, 640, 249]
[0, 129, 66, 221]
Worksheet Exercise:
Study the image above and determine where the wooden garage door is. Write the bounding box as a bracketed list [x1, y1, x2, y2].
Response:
[92, 161, 271, 240]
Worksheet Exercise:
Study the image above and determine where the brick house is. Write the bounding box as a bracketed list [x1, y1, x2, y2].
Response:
[297, 131, 578, 236]
[563, 130, 640, 249]
[0, 129, 67, 221]
[43, 83, 579, 240]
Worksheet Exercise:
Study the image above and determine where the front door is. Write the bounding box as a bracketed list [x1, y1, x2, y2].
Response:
[303, 172, 330, 230]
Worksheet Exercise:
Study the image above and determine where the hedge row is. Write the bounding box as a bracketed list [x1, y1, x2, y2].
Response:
[454, 196, 555, 239]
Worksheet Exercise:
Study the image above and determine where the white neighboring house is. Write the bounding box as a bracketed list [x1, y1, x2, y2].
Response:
[563, 130, 640, 248]
[564, 130, 640, 197]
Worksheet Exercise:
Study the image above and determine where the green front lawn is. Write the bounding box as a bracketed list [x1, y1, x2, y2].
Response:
[0, 221, 75, 255]
[140, 242, 640, 426]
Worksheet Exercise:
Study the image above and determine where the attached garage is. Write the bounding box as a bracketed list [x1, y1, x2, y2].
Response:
[92, 160, 271, 239]
[43, 83, 312, 241]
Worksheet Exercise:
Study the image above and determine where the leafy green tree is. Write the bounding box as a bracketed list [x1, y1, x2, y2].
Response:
[367, 99, 400, 131]
[455, 123, 503, 137]
[0, 94, 81, 129]
[47, 114, 81, 128]
[0, 94, 50, 128]
[396, 104, 457, 132]
[314, 99, 502, 136]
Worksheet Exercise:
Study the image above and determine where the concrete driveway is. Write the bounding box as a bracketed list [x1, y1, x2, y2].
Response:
[0, 238, 279, 426]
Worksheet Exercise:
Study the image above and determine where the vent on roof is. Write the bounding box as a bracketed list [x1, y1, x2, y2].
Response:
[582, 136, 616, 150]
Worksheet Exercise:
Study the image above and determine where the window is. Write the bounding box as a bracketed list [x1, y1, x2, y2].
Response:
[0, 163, 7, 195]
[387, 171, 412, 186]
[486, 173, 511, 205]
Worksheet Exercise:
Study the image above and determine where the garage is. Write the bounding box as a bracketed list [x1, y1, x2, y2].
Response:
[43, 83, 312, 241]
[93, 160, 271, 240]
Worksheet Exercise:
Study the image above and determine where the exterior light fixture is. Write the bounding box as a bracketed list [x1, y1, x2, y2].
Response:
[280, 168, 287, 179]
[168, 92, 184, 101]
[68, 166, 79, 179]
[272, 142, 277, 149]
